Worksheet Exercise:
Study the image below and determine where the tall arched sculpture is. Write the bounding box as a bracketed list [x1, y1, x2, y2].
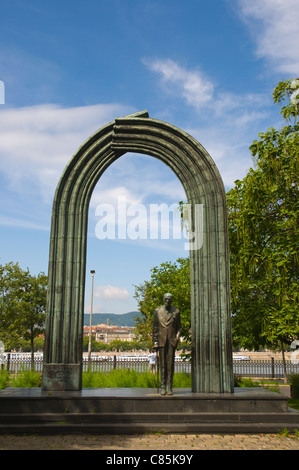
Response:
[42, 111, 234, 393]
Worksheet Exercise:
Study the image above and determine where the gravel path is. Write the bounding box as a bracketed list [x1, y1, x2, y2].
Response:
[0, 432, 299, 450]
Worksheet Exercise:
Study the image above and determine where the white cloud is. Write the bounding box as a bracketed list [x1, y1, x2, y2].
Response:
[95, 284, 130, 301]
[143, 57, 269, 116]
[235, 0, 299, 74]
[0, 215, 48, 231]
[0, 103, 135, 205]
[143, 57, 274, 188]
[88, 152, 187, 243]
[90, 185, 143, 210]
[0, 102, 188, 237]
[0, 103, 186, 214]
[90, 153, 186, 210]
[143, 58, 214, 109]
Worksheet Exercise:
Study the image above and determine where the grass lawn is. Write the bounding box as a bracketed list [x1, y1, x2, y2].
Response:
[288, 399, 299, 411]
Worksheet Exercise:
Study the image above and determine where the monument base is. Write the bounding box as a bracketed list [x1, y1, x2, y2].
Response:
[0, 387, 298, 434]
[42, 364, 82, 391]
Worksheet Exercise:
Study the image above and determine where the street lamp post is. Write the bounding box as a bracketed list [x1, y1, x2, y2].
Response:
[88, 270, 95, 369]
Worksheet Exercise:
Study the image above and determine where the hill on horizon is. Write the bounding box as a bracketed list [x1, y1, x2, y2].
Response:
[83, 311, 140, 327]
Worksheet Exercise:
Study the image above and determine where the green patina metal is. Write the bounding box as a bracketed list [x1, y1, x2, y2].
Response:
[42, 111, 234, 393]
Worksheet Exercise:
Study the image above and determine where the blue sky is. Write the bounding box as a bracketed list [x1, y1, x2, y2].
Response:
[0, 0, 298, 314]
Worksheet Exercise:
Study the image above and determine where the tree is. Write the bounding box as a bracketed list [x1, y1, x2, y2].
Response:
[0, 262, 47, 366]
[227, 78, 299, 373]
[134, 258, 191, 347]
[134, 79, 299, 378]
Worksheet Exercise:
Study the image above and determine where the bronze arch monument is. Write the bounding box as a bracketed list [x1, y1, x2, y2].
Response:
[42, 111, 234, 394]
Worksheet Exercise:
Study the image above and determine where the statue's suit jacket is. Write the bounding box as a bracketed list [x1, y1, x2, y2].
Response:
[153, 305, 182, 348]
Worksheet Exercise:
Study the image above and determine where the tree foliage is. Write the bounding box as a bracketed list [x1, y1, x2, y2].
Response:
[227, 78, 299, 350]
[134, 258, 190, 347]
[135, 79, 299, 354]
[0, 262, 47, 356]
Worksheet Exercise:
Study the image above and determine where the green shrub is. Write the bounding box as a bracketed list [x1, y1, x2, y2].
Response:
[82, 369, 157, 388]
[234, 375, 260, 388]
[289, 374, 299, 399]
[82, 369, 191, 388]
[82, 369, 97, 388]
[288, 399, 299, 411]
[0, 369, 10, 389]
[11, 370, 42, 388]
[173, 372, 191, 388]
[234, 374, 243, 387]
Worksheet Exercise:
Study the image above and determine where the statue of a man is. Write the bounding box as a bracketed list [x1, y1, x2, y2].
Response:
[153, 293, 182, 395]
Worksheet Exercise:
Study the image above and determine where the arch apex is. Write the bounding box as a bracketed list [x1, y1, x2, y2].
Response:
[119, 109, 149, 119]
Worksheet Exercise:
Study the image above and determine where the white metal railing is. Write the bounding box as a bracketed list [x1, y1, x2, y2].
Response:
[1, 354, 299, 378]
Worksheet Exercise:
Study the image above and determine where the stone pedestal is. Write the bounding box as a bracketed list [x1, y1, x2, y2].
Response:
[0, 387, 298, 434]
[42, 364, 82, 391]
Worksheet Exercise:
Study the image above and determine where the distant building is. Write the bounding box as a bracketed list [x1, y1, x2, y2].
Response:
[83, 322, 136, 344]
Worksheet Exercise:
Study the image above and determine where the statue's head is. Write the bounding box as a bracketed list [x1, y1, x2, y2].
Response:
[164, 293, 173, 306]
